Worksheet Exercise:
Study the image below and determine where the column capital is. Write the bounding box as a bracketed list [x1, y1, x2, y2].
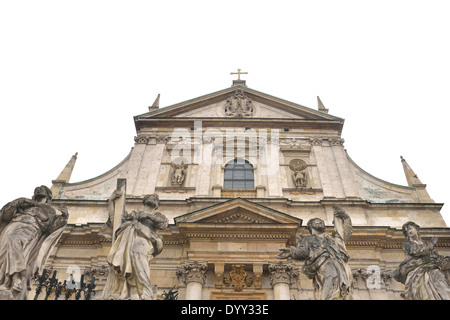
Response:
[176, 261, 208, 286]
[268, 262, 299, 287]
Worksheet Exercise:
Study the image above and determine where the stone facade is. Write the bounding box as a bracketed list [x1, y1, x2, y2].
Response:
[33, 81, 449, 300]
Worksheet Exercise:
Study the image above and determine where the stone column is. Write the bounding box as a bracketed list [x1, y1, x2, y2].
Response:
[176, 261, 208, 300]
[269, 262, 299, 300]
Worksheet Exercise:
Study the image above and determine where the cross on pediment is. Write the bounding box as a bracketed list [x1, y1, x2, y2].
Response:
[230, 69, 248, 80]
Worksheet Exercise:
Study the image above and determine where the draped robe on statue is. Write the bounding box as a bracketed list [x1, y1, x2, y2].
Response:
[102, 209, 168, 300]
[0, 196, 68, 300]
[394, 235, 450, 300]
[277, 206, 353, 300]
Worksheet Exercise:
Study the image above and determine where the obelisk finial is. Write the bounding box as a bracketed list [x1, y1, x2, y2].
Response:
[400, 156, 424, 186]
[149, 94, 160, 111]
[317, 96, 329, 113]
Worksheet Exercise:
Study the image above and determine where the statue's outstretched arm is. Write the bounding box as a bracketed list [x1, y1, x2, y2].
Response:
[276, 235, 309, 260]
[333, 207, 352, 241]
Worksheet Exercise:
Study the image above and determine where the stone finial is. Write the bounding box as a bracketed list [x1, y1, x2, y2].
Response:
[52, 152, 78, 184]
[51, 152, 79, 197]
[400, 156, 425, 187]
[317, 96, 329, 113]
[148, 94, 160, 111]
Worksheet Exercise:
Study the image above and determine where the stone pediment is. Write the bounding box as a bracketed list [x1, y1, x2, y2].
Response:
[170, 99, 306, 119]
[135, 85, 341, 122]
[174, 198, 302, 226]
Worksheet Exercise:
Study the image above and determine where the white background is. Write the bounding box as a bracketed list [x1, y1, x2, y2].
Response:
[1, 1, 449, 226]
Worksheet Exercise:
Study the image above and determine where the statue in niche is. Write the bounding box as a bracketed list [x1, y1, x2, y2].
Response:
[276, 205, 353, 300]
[393, 221, 450, 300]
[170, 162, 187, 186]
[293, 170, 307, 188]
[289, 159, 308, 188]
[0, 185, 69, 300]
[101, 192, 169, 300]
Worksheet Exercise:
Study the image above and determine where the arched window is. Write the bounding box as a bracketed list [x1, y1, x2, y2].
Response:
[224, 158, 254, 189]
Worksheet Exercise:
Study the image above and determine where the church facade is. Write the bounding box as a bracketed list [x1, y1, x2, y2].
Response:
[39, 78, 449, 300]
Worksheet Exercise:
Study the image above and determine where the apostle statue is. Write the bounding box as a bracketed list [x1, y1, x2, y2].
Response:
[293, 170, 307, 188]
[289, 159, 307, 188]
[393, 221, 450, 300]
[101, 191, 169, 300]
[0, 185, 69, 300]
[170, 162, 187, 186]
[276, 205, 353, 300]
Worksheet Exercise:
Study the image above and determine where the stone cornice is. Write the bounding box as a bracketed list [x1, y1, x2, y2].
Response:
[57, 222, 450, 251]
[176, 222, 299, 243]
[135, 117, 343, 131]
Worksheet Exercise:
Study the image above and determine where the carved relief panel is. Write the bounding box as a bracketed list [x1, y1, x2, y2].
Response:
[224, 89, 255, 118]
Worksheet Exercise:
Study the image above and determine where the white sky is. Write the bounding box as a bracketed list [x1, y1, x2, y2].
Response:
[1, 1, 449, 226]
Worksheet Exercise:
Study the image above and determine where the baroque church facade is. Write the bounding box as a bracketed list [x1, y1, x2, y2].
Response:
[38, 77, 449, 300]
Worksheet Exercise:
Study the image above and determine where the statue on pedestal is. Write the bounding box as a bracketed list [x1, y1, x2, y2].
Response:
[394, 221, 450, 300]
[0, 186, 69, 300]
[276, 205, 353, 300]
[101, 191, 168, 300]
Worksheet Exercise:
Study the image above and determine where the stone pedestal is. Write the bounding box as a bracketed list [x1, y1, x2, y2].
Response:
[256, 185, 266, 198]
[212, 185, 222, 198]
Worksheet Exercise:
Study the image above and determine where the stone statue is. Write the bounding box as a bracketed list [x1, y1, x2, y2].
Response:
[393, 221, 450, 300]
[276, 205, 353, 300]
[171, 162, 187, 186]
[101, 192, 169, 300]
[293, 170, 307, 188]
[289, 159, 307, 188]
[0, 185, 69, 300]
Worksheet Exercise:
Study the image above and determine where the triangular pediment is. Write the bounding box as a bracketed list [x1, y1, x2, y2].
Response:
[174, 198, 302, 226]
[136, 85, 341, 121]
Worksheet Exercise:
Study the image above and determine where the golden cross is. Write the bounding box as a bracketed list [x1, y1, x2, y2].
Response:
[230, 69, 248, 80]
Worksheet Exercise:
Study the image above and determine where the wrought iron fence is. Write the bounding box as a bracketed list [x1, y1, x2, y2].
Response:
[33, 269, 96, 300]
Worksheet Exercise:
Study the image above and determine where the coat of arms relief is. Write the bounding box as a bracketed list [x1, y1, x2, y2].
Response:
[224, 89, 255, 118]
